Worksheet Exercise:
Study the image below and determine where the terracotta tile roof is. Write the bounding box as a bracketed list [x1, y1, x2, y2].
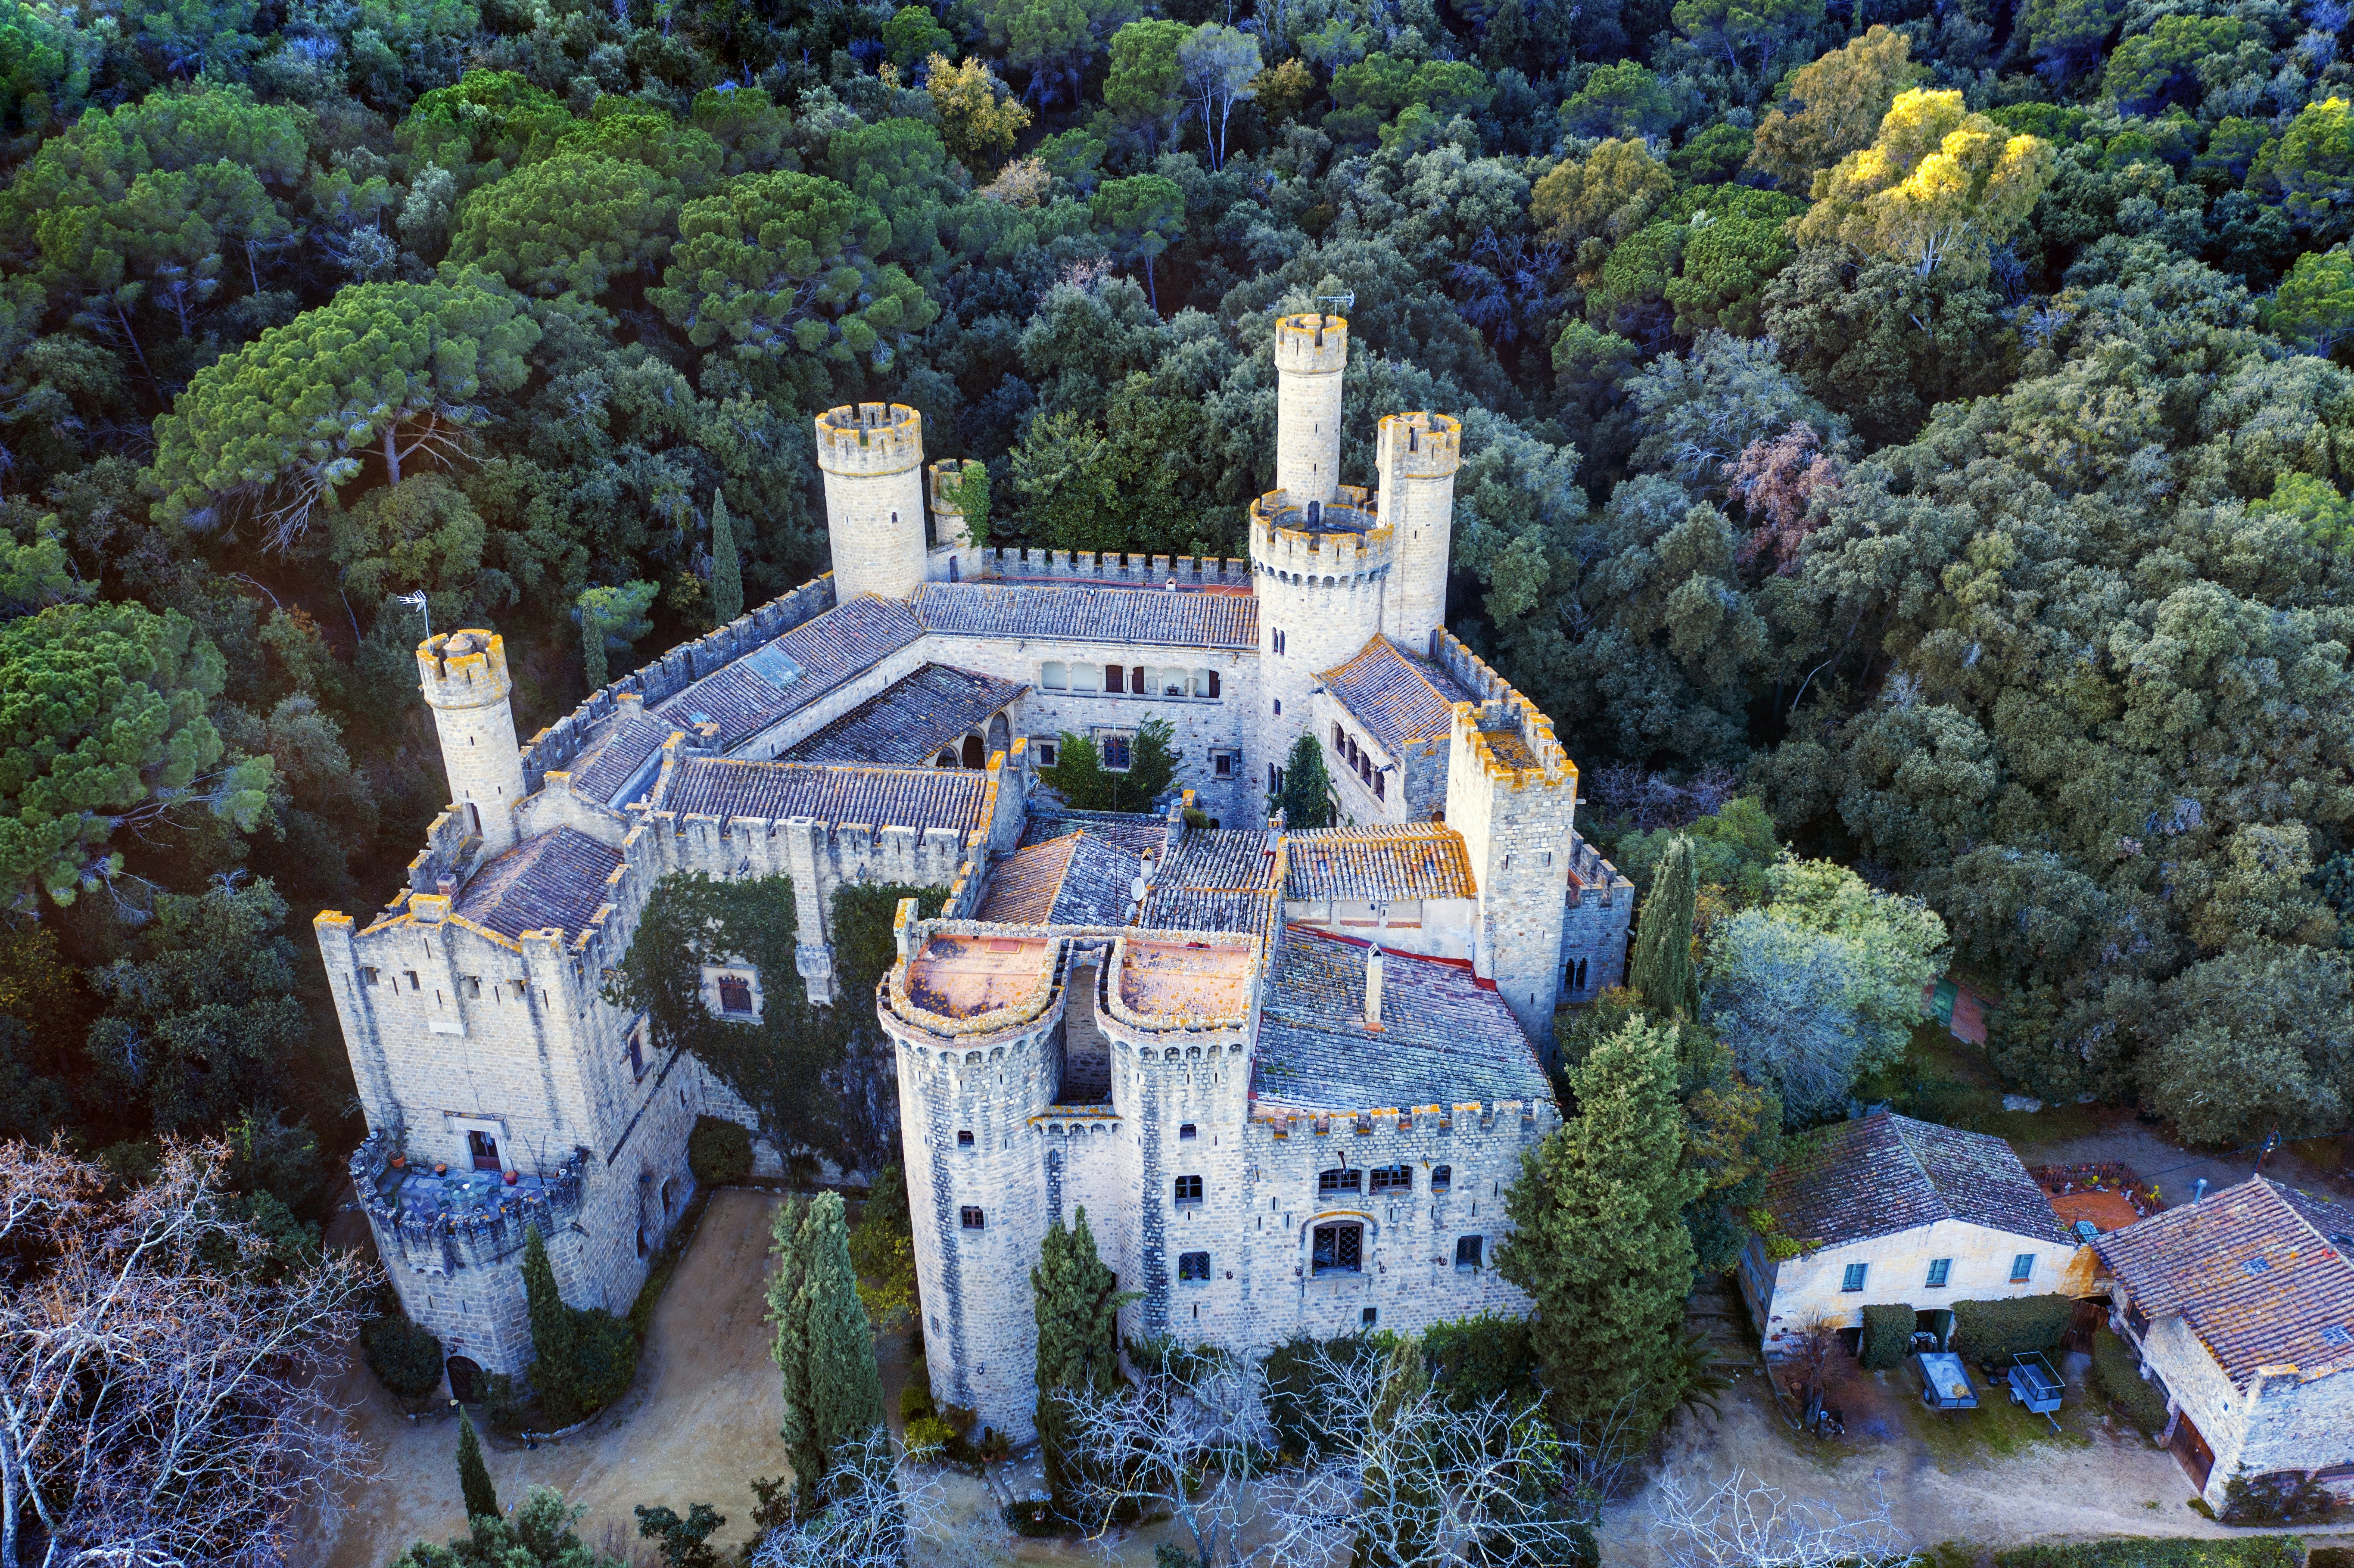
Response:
[1252, 927, 1545, 1112]
[455, 827, 622, 940]
[653, 756, 987, 832]
[2095, 1178, 2354, 1386]
[913, 582, 1258, 650]
[1020, 809, 1171, 858]
[976, 833, 1141, 925]
[785, 664, 1026, 766]
[1140, 829, 1278, 932]
[1761, 1111, 2072, 1252]
[567, 713, 673, 805]
[656, 595, 923, 747]
[1320, 636, 1472, 755]
[1285, 824, 1476, 901]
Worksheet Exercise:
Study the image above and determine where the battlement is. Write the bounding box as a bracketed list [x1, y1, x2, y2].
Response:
[1249, 487, 1393, 582]
[1274, 312, 1348, 374]
[1377, 411, 1462, 480]
[1435, 629, 1573, 785]
[815, 403, 925, 475]
[417, 630, 512, 710]
[978, 547, 1251, 588]
[1255, 1099, 1543, 1135]
[350, 1128, 588, 1276]
[928, 457, 983, 516]
[519, 577, 834, 791]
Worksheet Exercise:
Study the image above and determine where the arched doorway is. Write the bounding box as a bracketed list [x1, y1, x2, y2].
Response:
[961, 734, 985, 768]
[446, 1355, 485, 1403]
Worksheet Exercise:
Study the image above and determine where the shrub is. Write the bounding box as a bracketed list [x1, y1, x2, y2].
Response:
[1263, 1333, 1394, 1457]
[1859, 1303, 1914, 1370]
[1995, 1538, 2307, 1568]
[2089, 1327, 2169, 1435]
[687, 1116, 753, 1185]
[1003, 1499, 1062, 1537]
[2222, 1472, 2340, 1525]
[363, 1313, 445, 1399]
[566, 1308, 640, 1417]
[2310, 1547, 2354, 1568]
[1422, 1313, 1541, 1411]
[1949, 1294, 2071, 1362]
[905, 1414, 955, 1456]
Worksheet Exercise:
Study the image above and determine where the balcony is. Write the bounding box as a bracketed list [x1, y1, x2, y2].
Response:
[350, 1129, 587, 1276]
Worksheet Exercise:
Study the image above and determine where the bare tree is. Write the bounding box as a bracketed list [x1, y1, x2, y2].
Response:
[1052, 1338, 1269, 1568]
[1258, 1340, 1595, 1568]
[0, 1137, 376, 1568]
[1780, 1317, 1846, 1430]
[1648, 1468, 1915, 1568]
[749, 1428, 982, 1568]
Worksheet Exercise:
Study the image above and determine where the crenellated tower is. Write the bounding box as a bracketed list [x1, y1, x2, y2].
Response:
[1274, 313, 1347, 506]
[1376, 411, 1463, 656]
[1249, 486, 1394, 803]
[816, 403, 928, 601]
[417, 629, 526, 854]
[926, 457, 984, 582]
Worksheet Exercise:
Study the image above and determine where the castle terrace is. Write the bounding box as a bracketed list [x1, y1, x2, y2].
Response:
[902, 931, 1055, 1019]
[452, 827, 623, 940]
[649, 756, 989, 830]
[783, 663, 1025, 766]
[1116, 937, 1254, 1021]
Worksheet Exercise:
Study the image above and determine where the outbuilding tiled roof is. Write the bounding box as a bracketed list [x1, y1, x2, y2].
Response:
[1021, 809, 1171, 858]
[455, 827, 622, 940]
[976, 833, 1141, 925]
[1321, 636, 1472, 755]
[1285, 824, 1476, 901]
[785, 664, 1025, 766]
[567, 713, 673, 805]
[913, 582, 1258, 650]
[1139, 828, 1278, 932]
[1252, 927, 1544, 1112]
[652, 756, 987, 832]
[1761, 1111, 2072, 1252]
[2095, 1178, 2354, 1386]
[656, 595, 923, 748]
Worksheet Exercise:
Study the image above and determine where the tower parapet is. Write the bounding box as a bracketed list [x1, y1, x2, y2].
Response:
[1248, 483, 1392, 803]
[1247, 486, 1395, 585]
[816, 403, 928, 601]
[1274, 313, 1347, 506]
[1376, 412, 1463, 656]
[417, 629, 526, 855]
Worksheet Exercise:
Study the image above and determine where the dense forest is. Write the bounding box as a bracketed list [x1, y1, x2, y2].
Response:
[1, 0, 2352, 1211]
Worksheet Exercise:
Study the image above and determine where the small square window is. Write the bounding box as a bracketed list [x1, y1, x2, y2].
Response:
[960, 1207, 984, 1229]
[405, 970, 422, 990]
[1035, 741, 1059, 768]
[957, 1130, 974, 1148]
[1926, 1258, 1951, 1288]
[1174, 1174, 1204, 1205]
[1213, 753, 1233, 778]
[2245, 1257, 2273, 1276]
[1362, 1307, 1378, 1326]
[360, 966, 379, 986]
[1841, 1262, 1868, 1292]
[1312, 1222, 1363, 1275]
[1455, 1235, 1483, 1271]
[1178, 1251, 1210, 1282]
[718, 974, 753, 1014]
[1369, 1164, 1411, 1195]
[1179, 1123, 1197, 1140]
[1317, 1168, 1362, 1197]
[1430, 1165, 1452, 1193]
[1102, 733, 1133, 771]
[2010, 1253, 2035, 1283]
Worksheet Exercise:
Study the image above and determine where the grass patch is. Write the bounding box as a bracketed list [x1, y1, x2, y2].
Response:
[1899, 1366, 2098, 1462]
[1994, 1539, 2305, 1568]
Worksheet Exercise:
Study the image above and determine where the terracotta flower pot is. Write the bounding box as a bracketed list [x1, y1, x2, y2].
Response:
[389, 1155, 406, 1169]
[433, 1163, 448, 1176]
[504, 1170, 519, 1186]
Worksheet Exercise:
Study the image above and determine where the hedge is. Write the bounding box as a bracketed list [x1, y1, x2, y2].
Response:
[687, 1116, 753, 1185]
[1859, 1302, 1914, 1369]
[361, 1313, 445, 1399]
[2089, 1327, 2169, 1435]
[1995, 1538, 2306, 1568]
[1950, 1294, 2071, 1362]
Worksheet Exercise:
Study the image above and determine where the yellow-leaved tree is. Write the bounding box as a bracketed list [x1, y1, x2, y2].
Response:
[1791, 88, 2057, 280]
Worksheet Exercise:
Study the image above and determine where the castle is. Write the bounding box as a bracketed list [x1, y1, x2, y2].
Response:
[316, 312, 1633, 1434]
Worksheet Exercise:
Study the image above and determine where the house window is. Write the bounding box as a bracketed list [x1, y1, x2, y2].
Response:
[1840, 1263, 1868, 1292]
[1926, 1258, 1951, 1288]
[1455, 1235, 1483, 1271]
[961, 1207, 985, 1229]
[1179, 1251, 1211, 1282]
[1430, 1165, 1452, 1193]
[2322, 1324, 2353, 1348]
[1101, 733, 1133, 771]
[2010, 1254, 2035, 1283]
[1333, 724, 1346, 750]
[1362, 1307, 1378, 1325]
[1213, 752, 1234, 778]
[467, 1130, 501, 1171]
[405, 970, 422, 990]
[1041, 661, 1068, 691]
[360, 966, 379, 986]
[1174, 1174, 1204, 1205]
[1373, 771, 1385, 800]
[1105, 664, 1126, 694]
[1129, 666, 1145, 693]
[717, 974, 754, 1015]
[1179, 1123, 1197, 1140]
[1273, 629, 1287, 654]
[464, 976, 482, 998]
[1317, 1168, 1362, 1197]
[1311, 1222, 1363, 1275]
[1206, 669, 1221, 698]
[957, 1130, 974, 1148]
[1073, 662, 1101, 692]
[627, 1032, 646, 1080]
[1369, 1164, 1411, 1195]
[1035, 740, 1059, 768]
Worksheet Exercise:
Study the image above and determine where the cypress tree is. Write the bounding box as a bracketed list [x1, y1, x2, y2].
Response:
[1276, 732, 1334, 828]
[1627, 835, 1700, 1020]
[1032, 1205, 1124, 1511]
[1498, 1017, 1702, 1442]
[709, 488, 743, 627]
[579, 600, 608, 690]
[767, 1193, 884, 1500]
[519, 1224, 580, 1422]
[455, 1406, 500, 1522]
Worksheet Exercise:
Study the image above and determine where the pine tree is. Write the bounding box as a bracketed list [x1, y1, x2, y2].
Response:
[1276, 732, 1334, 828]
[1628, 835, 1700, 1020]
[519, 1223, 581, 1422]
[1498, 1017, 1702, 1442]
[767, 1193, 884, 1501]
[455, 1406, 501, 1522]
[1032, 1205, 1124, 1510]
[709, 488, 743, 627]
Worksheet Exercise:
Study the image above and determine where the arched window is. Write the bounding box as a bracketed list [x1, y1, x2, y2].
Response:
[1317, 1168, 1361, 1197]
[1041, 661, 1068, 691]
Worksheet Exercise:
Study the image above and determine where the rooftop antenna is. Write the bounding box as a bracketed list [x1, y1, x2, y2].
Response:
[394, 589, 432, 643]
[1314, 293, 1355, 312]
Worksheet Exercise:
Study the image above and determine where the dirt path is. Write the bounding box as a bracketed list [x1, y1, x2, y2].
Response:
[314, 1188, 796, 1568]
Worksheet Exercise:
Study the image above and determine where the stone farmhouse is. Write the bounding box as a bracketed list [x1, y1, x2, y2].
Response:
[2093, 1177, 2354, 1508]
[315, 312, 1632, 1429]
[1739, 1111, 2090, 1357]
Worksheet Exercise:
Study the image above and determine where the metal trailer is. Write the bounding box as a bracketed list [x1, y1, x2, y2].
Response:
[1915, 1351, 1978, 1412]
[2007, 1351, 2064, 1431]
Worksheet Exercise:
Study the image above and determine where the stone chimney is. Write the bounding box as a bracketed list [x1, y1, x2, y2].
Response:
[1364, 945, 1386, 1032]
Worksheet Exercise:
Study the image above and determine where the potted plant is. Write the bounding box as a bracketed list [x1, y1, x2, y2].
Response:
[503, 1170, 519, 1186]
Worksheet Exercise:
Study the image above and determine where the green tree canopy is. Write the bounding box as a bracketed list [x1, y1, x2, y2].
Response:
[1793, 90, 2058, 280]
[1104, 18, 1187, 154]
[1747, 25, 1923, 194]
[1033, 1205, 1125, 1509]
[768, 1191, 884, 1503]
[443, 152, 680, 299]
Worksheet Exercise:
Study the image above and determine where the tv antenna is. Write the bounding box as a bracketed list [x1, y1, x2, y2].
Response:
[1314, 293, 1355, 311]
[394, 589, 431, 641]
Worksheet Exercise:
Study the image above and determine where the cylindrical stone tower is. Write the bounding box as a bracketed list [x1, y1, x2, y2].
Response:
[928, 457, 982, 551]
[1376, 411, 1463, 657]
[417, 629, 526, 855]
[1274, 313, 1347, 506]
[816, 403, 928, 602]
[1247, 487, 1393, 806]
